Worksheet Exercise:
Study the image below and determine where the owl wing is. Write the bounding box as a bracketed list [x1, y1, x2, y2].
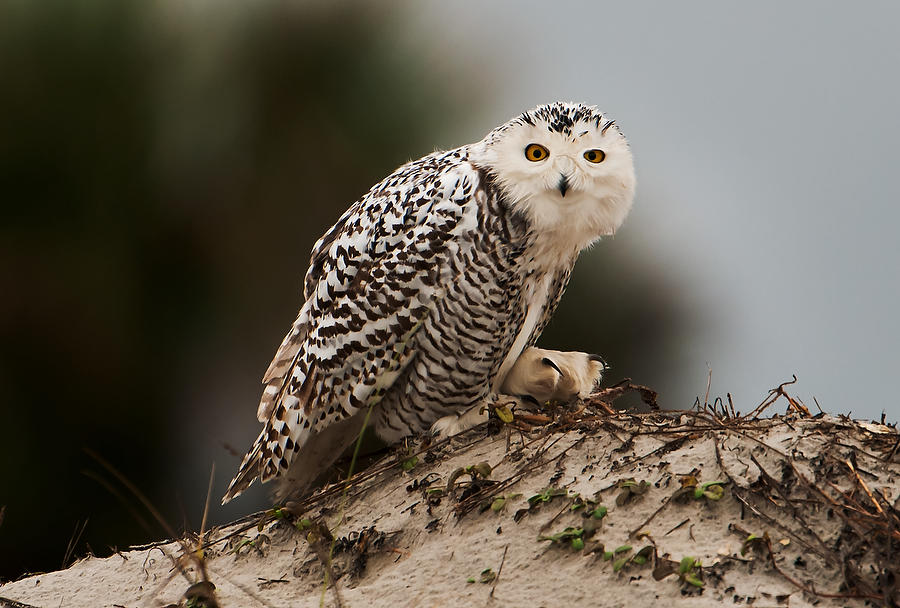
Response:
[223, 152, 482, 502]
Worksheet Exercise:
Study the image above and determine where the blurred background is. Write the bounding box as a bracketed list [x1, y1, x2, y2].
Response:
[1, 0, 898, 582]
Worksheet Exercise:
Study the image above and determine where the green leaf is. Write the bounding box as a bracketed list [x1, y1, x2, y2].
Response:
[685, 574, 704, 588]
[571, 537, 584, 551]
[472, 462, 492, 478]
[695, 481, 726, 501]
[494, 404, 514, 423]
[539, 526, 585, 547]
[591, 506, 608, 520]
[741, 532, 767, 556]
[401, 456, 418, 471]
[631, 546, 654, 566]
[490, 492, 520, 512]
[676, 555, 704, 587]
[615, 478, 650, 506]
[603, 551, 614, 560]
[608, 545, 634, 570]
[230, 538, 255, 555]
[679, 556, 696, 574]
[480, 568, 496, 583]
[527, 487, 567, 506]
[466, 577, 475, 584]
[703, 486, 725, 500]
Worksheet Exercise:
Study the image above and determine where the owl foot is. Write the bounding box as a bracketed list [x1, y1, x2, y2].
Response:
[430, 395, 522, 439]
[501, 347, 606, 405]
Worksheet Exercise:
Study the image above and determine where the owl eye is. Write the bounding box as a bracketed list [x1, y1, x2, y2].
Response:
[525, 143, 549, 162]
[583, 149, 606, 163]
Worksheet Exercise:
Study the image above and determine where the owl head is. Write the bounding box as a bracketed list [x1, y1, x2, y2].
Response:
[470, 102, 635, 250]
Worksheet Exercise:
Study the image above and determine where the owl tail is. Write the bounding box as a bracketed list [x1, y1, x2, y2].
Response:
[223, 365, 321, 504]
[222, 420, 288, 503]
[221, 427, 267, 504]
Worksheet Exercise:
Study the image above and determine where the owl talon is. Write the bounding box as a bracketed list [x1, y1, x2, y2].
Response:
[541, 357, 563, 374]
[430, 406, 490, 438]
[429, 395, 525, 438]
[501, 347, 605, 405]
[588, 353, 609, 369]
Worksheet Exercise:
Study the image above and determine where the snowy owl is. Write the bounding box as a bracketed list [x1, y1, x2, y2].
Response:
[223, 102, 635, 503]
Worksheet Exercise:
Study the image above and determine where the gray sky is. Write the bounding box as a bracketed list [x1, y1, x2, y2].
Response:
[407, 1, 900, 420]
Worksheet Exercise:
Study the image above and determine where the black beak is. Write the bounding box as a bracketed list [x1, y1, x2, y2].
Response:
[557, 174, 570, 197]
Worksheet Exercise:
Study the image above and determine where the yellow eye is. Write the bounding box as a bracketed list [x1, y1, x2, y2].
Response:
[525, 143, 549, 162]
[583, 149, 606, 163]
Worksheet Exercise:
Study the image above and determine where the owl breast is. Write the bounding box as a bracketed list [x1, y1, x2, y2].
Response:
[371, 177, 573, 442]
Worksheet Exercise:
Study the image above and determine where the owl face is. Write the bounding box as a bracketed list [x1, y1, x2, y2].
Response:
[471, 102, 635, 247]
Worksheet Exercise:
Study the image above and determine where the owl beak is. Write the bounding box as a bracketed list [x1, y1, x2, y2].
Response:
[557, 174, 570, 197]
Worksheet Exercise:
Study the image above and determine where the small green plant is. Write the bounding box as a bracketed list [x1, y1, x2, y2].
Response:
[230, 538, 256, 555]
[259, 505, 290, 531]
[401, 455, 418, 471]
[615, 478, 650, 506]
[493, 403, 514, 423]
[578, 504, 608, 538]
[586, 540, 653, 574]
[589, 505, 608, 520]
[630, 545, 654, 565]
[489, 493, 522, 513]
[740, 532, 769, 556]
[673, 475, 727, 502]
[527, 487, 568, 506]
[479, 568, 496, 583]
[466, 462, 493, 478]
[446, 461, 492, 496]
[599, 544, 635, 570]
[569, 493, 604, 514]
[694, 481, 726, 500]
[678, 556, 704, 588]
[538, 526, 586, 551]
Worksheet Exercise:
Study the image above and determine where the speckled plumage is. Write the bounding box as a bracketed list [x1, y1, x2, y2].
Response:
[223, 102, 635, 503]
